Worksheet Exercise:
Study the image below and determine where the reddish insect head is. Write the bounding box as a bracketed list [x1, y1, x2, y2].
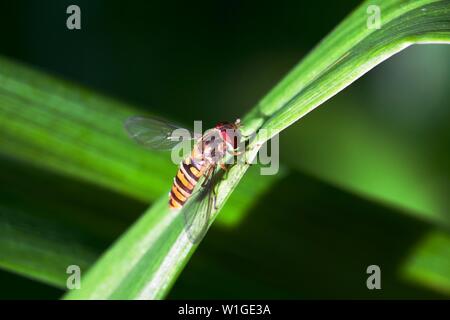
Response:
[215, 119, 241, 149]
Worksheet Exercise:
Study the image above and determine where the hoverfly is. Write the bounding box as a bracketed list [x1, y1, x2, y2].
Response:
[124, 116, 242, 243]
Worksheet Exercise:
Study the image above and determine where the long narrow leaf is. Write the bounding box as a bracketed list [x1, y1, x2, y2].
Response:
[65, 0, 450, 299]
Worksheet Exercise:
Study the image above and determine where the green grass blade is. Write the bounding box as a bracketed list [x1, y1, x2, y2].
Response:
[64, 165, 282, 299]
[0, 149, 280, 289]
[0, 57, 175, 202]
[65, 197, 185, 299]
[0, 53, 285, 286]
[65, 0, 450, 299]
[281, 86, 450, 226]
[402, 231, 450, 294]
[243, 0, 450, 136]
[0, 207, 98, 289]
[0, 156, 146, 288]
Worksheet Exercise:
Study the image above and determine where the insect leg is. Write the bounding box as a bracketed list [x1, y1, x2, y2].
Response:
[212, 184, 219, 210]
[230, 150, 244, 156]
[221, 163, 233, 180]
[201, 165, 214, 187]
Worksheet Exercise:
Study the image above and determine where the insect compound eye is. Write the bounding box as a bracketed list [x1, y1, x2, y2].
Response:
[222, 128, 241, 150]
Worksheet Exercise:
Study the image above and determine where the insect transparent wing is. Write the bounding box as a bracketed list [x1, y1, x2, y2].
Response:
[124, 115, 195, 151]
[182, 167, 217, 244]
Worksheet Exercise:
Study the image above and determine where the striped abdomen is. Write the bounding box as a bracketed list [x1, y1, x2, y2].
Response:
[169, 158, 205, 209]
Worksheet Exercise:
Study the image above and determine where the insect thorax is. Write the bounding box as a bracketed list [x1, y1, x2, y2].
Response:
[191, 128, 228, 164]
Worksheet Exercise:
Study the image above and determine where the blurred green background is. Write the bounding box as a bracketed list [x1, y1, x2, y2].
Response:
[0, 0, 449, 299]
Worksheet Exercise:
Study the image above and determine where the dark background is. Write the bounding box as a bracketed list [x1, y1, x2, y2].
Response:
[0, 0, 359, 125]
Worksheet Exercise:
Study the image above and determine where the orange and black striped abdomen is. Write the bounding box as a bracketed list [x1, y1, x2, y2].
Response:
[169, 158, 204, 209]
